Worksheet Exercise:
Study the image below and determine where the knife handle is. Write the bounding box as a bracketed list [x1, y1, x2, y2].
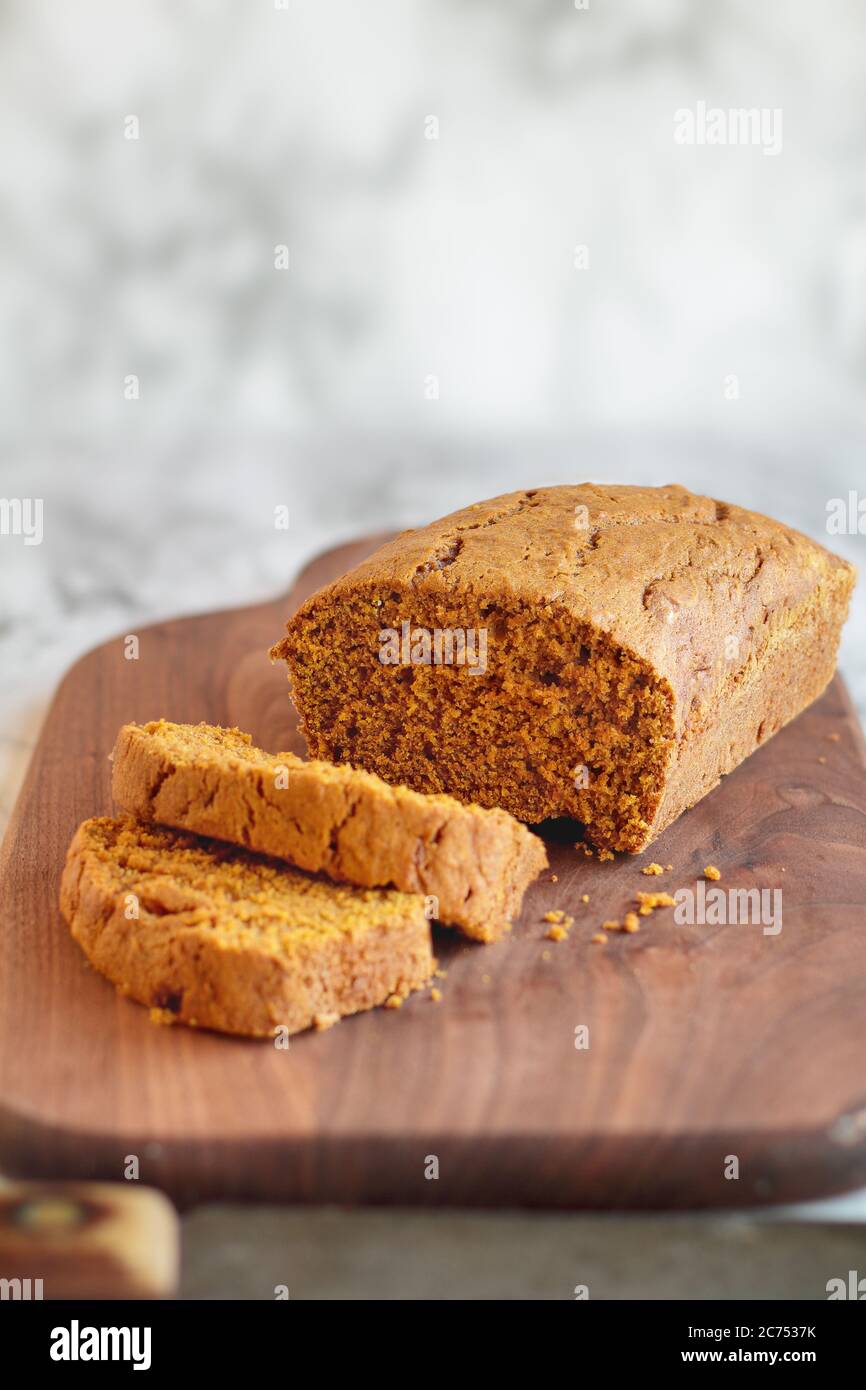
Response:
[0, 1182, 178, 1300]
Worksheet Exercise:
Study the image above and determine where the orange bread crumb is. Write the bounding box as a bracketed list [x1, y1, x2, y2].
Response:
[545, 917, 573, 941]
[636, 891, 676, 913]
[313, 1012, 340, 1031]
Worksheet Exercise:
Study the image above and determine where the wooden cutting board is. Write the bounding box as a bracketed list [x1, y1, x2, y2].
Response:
[2, 536, 866, 1210]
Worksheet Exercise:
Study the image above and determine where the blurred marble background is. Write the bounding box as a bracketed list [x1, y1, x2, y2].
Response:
[1, 0, 865, 826]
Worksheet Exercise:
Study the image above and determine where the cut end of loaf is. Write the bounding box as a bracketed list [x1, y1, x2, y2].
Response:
[276, 587, 676, 853]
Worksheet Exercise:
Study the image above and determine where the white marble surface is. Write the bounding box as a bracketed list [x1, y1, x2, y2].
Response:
[2, 1, 866, 1231]
[3, 0, 866, 441]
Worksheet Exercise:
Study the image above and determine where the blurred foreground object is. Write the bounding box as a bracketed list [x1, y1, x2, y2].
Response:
[0, 1182, 178, 1300]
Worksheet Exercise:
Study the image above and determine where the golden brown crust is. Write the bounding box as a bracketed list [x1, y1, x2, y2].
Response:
[270, 484, 856, 851]
[111, 721, 548, 942]
[60, 816, 434, 1038]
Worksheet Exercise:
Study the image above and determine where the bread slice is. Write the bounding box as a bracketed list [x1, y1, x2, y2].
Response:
[60, 815, 434, 1038]
[111, 720, 548, 943]
[269, 484, 856, 852]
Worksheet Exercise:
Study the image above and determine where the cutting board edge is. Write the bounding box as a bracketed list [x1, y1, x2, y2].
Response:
[3, 1094, 866, 1212]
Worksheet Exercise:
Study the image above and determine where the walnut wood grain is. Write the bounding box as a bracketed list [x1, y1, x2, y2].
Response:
[1, 536, 866, 1209]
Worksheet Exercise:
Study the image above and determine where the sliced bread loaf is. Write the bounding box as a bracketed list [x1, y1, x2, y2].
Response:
[111, 720, 547, 942]
[60, 815, 434, 1037]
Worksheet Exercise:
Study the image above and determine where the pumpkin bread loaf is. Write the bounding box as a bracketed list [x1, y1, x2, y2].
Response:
[60, 815, 434, 1038]
[111, 720, 547, 943]
[270, 484, 855, 852]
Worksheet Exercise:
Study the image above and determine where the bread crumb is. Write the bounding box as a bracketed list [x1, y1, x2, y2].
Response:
[551, 874, 559, 883]
[817, 756, 826, 764]
[641, 863, 664, 876]
[703, 865, 721, 881]
[636, 891, 676, 913]
[577, 843, 594, 858]
[434, 969, 448, 979]
[598, 848, 614, 862]
[149, 1007, 177, 1027]
[623, 911, 640, 933]
[430, 988, 442, 1003]
[542, 910, 565, 923]
[313, 1011, 341, 1030]
[666, 864, 673, 871]
[541, 949, 551, 961]
[581, 893, 589, 904]
[545, 924, 569, 942]
[384, 994, 404, 1010]
[481, 973, 491, 984]
[827, 732, 840, 742]
[590, 932, 608, 945]
[602, 919, 621, 932]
